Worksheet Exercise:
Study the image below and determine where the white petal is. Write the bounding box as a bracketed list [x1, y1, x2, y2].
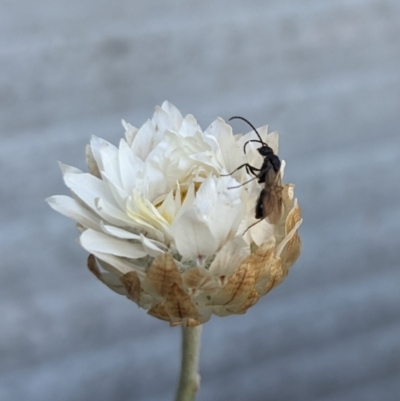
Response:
[63, 172, 118, 210]
[100, 224, 166, 257]
[89, 136, 111, 172]
[174, 182, 196, 221]
[189, 152, 221, 173]
[95, 198, 130, 224]
[131, 119, 155, 160]
[205, 118, 243, 174]
[161, 101, 183, 131]
[157, 190, 176, 224]
[195, 176, 245, 247]
[171, 207, 217, 260]
[101, 173, 129, 210]
[179, 114, 200, 137]
[140, 234, 166, 257]
[122, 119, 138, 146]
[85, 145, 101, 178]
[98, 140, 123, 188]
[174, 183, 182, 212]
[209, 236, 250, 278]
[280, 159, 286, 179]
[101, 224, 141, 240]
[94, 251, 145, 275]
[266, 130, 279, 154]
[244, 219, 275, 247]
[95, 198, 155, 234]
[152, 105, 171, 133]
[143, 161, 169, 202]
[236, 124, 270, 150]
[80, 229, 147, 259]
[58, 162, 83, 175]
[46, 195, 101, 230]
[118, 139, 143, 194]
[127, 191, 170, 235]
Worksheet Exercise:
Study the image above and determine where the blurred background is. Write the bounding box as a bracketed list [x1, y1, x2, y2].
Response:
[1, 1, 399, 400]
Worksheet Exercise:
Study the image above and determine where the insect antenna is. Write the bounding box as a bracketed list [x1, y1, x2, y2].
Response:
[229, 116, 267, 154]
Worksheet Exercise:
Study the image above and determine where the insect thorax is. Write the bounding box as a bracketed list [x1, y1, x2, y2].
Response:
[270, 154, 281, 172]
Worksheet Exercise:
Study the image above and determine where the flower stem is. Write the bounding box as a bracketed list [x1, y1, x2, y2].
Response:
[175, 325, 202, 401]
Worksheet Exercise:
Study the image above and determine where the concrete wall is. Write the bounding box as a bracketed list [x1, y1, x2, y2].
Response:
[1, 1, 399, 400]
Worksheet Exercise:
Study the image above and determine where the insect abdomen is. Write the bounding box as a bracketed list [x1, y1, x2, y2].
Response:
[255, 189, 266, 219]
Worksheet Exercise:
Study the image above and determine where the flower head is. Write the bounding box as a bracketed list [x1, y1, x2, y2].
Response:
[47, 101, 302, 326]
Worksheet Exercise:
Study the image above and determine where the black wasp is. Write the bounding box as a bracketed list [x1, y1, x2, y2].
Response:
[225, 116, 283, 229]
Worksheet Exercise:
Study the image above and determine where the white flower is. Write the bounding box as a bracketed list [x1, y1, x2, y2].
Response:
[47, 101, 302, 326]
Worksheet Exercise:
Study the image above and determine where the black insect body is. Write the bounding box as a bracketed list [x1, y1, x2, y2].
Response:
[226, 116, 283, 227]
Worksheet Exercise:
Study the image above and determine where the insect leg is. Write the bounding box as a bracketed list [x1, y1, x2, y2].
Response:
[246, 165, 261, 176]
[228, 175, 259, 189]
[242, 218, 263, 234]
[220, 163, 260, 177]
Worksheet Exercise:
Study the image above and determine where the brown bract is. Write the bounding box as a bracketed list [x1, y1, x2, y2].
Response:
[86, 184, 302, 327]
[87, 254, 128, 296]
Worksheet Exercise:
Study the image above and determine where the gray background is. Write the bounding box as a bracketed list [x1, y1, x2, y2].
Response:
[1, 1, 400, 400]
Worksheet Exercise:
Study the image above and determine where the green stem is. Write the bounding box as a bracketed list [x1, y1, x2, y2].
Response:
[175, 325, 202, 401]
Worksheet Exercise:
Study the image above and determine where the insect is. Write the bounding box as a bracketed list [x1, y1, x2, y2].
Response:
[225, 116, 283, 229]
